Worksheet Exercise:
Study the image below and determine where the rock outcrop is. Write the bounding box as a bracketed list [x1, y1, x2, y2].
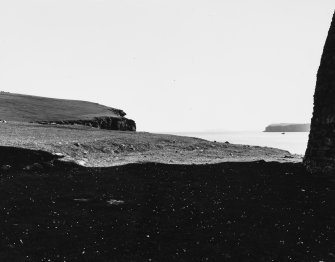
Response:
[0, 146, 60, 169]
[304, 11, 335, 174]
[36, 116, 136, 131]
[0, 92, 137, 132]
[264, 124, 310, 132]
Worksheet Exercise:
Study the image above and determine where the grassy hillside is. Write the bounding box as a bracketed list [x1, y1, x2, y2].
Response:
[0, 92, 126, 122]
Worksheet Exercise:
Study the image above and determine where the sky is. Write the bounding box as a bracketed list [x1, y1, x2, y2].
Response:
[0, 0, 334, 132]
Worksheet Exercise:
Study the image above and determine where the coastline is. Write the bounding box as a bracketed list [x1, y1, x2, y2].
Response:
[2, 122, 332, 261]
[0, 122, 302, 169]
[162, 131, 308, 155]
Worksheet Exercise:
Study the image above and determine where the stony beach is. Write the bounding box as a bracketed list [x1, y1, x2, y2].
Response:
[0, 122, 333, 261]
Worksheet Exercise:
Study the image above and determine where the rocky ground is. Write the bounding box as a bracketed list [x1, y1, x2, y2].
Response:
[0, 161, 334, 261]
[0, 122, 302, 168]
[1, 122, 331, 262]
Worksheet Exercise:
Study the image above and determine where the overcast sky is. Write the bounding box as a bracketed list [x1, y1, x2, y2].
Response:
[0, 1, 334, 132]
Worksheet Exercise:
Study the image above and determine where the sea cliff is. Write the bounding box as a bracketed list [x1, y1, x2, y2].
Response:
[35, 116, 136, 131]
[0, 92, 136, 131]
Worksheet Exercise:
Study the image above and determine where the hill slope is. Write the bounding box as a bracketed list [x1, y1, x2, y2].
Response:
[0, 92, 126, 122]
[0, 92, 136, 131]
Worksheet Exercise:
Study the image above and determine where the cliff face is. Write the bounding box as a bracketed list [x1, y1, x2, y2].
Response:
[36, 116, 136, 131]
[0, 92, 136, 132]
[264, 124, 310, 132]
[304, 11, 335, 174]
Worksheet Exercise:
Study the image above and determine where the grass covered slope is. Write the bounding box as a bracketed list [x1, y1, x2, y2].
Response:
[0, 92, 126, 122]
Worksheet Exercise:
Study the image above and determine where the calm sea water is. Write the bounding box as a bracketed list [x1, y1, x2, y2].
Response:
[167, 131, 309, 155]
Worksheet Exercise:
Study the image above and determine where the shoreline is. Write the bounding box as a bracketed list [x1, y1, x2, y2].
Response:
[0, 122, 302, 169]
[1, 122, 334, 261]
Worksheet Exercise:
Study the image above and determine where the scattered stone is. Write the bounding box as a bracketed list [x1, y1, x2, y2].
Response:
[42, 161, 54, 169]
[225, 141, 230, 144]
[1, 165, 11, 171]
[75, 160, 86, 166]
[74, 142, 81, 147]
[107, 199, 125, 205]
[23, 165, 31, 171]
[54, 153, 65, 157]
[24, 163, 43, 171]
[101, 147, 109, 153]
[35, 163, 43, 169]
[284, 155, 294, 159]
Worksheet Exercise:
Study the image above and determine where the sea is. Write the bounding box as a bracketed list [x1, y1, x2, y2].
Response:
[166, 131, 309, 155]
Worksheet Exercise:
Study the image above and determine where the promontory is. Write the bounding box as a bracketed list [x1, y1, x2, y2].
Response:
[264, 123, 310, 132]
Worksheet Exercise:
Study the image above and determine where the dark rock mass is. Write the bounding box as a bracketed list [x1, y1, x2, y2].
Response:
[264, 124, 310, 132]
[35, 116, 136, 131]
[304, 11, 335, 174]
[0, 146, 59, 169]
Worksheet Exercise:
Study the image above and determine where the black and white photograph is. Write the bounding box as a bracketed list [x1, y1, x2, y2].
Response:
[0, 0, 334, 261]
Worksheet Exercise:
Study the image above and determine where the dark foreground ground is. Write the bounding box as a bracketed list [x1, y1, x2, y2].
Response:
[0, 161, 334, 262]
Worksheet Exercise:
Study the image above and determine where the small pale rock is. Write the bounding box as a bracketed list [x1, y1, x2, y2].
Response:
[43, 162, 54, 168]
[24, 163, 43, 171]
[54, 153, 65, 157]
[32, 163, 43, 170]
[76, 160, 86, 166]
[1, 165, 11, 171]
[107, 199, 125, 205]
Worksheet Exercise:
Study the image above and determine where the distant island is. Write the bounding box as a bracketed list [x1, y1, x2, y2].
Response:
[264, 123, 310, 132]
